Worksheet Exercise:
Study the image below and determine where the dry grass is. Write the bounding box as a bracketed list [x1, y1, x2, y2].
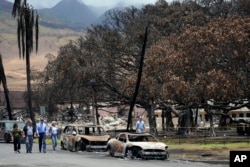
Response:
[165, 139, 250, 161]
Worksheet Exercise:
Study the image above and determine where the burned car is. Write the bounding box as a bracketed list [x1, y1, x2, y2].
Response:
[107, 132, 169, 160]
[0, 120, 25, 143]
[61, 124, 110, 152]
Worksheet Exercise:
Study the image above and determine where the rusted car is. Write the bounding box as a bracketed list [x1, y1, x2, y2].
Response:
[107, 132, 169, 160]
[61, 124, 110, 152]
[0, 120, 25, 143]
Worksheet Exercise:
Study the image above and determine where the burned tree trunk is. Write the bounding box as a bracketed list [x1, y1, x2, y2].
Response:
[127, 27, 148, 130]
[162, 109, 165, 131]
[0, 54, 13, 120]
[146, 102, 157, 135]
[177, 108, 193, 135]
[165, 108, 175, 131]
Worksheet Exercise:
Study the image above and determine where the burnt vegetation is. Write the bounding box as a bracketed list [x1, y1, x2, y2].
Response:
[29, 0, 250, 136]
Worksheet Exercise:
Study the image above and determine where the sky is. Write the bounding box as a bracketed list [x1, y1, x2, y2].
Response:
[6, 0, 160, 8]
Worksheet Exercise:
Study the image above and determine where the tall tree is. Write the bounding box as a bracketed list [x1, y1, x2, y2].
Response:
[145, 15, 250, 135]
[12, 0, 39, 125]
[0, 53, 13, 120]
[127, 27, 148, 131]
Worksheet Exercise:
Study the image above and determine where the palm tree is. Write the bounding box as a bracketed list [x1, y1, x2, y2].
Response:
[0, 53, 13, 120]
[12, 0, 39, 125]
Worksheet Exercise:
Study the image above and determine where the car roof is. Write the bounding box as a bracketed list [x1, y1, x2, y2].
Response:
[120, 132, 152, 136]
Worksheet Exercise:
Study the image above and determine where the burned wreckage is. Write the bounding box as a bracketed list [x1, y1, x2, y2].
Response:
[61, 124, 110, 152]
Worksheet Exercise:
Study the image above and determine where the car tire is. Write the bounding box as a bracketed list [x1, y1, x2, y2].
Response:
[107, 146, 114, 157]
[166, 151, 169, 160]
[76, 140, 87, 151]
[4, 133, 10, 143]
[75, 142, 81, 152]
[61, 141, 66, 150]
[131, 147, 142, 159]
[125, 148, 132, 159]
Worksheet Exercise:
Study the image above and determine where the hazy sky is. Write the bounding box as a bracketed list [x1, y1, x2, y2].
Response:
[6, 0, 161, 8]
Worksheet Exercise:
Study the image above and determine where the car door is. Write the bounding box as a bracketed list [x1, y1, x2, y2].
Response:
[120, 134, 128, 157]
[113, 134, 127, 157]
[68, 126, 77, 151]
[62, 126, 72, 150]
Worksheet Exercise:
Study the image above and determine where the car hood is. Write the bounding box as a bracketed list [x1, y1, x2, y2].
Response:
[78, 135, 110, 141]
[129, 142, 167, 150]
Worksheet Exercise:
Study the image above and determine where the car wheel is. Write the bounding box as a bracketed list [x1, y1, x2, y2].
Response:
[107, 145, 114, 157]
[61, 141, 65, 150]
[75, 142, 81, 152]
[125, 148, 141, 159]
[62, 138, 68, 150]
[125, 148, 133, 159]
[4, 133, 10, 143]
[166, 151, 169, 160]
[131, 147, 142, 159]
[76, 140, 87, 151]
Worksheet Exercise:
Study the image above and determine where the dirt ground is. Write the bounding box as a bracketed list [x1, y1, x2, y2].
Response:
[169, 148, 229, 162]
[168, 145, 250, 164]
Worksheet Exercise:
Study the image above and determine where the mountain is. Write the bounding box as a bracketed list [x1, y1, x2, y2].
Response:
[0, 0, 147, 91]
[0, 0, 12, 13]
[1, 0, 145, 30]
[0, 0, 84, 91]
[93, 3, 143, 25]
[39, 0, 97, 29]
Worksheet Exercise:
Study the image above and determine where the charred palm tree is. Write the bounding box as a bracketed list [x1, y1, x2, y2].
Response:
[0, 53, 13, 120]
[12, 0, 39, 124]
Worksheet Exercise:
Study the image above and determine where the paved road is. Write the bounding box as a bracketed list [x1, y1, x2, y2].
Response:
[0, 142, 227, 167]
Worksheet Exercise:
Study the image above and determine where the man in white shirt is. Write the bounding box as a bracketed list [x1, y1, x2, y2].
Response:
[23, 119, 35, 153]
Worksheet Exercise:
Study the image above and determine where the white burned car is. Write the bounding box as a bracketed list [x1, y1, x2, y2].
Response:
[107, 132, 169, 160]
[61, 124, 110, 152]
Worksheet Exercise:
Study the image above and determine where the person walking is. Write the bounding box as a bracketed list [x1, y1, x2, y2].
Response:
[49, 121, 58, 152]
[36, 118, 47, 153]
[23, 119, 35, 153]
[12, 123, 22, 153]
[135, 116, 145, 133]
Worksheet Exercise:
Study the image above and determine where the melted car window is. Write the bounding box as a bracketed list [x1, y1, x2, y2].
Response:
[128, 135, 158, 142]
[78, 127, 85, 135]
[118, 134, 126, 142]
[66, 126, 73, 135]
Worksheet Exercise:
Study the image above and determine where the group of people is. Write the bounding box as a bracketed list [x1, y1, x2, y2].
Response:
[12, 118, 58, 154]
[12, 115, 146, 153]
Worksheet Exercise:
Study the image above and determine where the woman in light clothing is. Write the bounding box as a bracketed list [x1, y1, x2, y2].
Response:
[49, 121, 58, 152]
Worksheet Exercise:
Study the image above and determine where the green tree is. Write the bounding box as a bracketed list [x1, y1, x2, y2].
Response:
[12, 0, 39, 124]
